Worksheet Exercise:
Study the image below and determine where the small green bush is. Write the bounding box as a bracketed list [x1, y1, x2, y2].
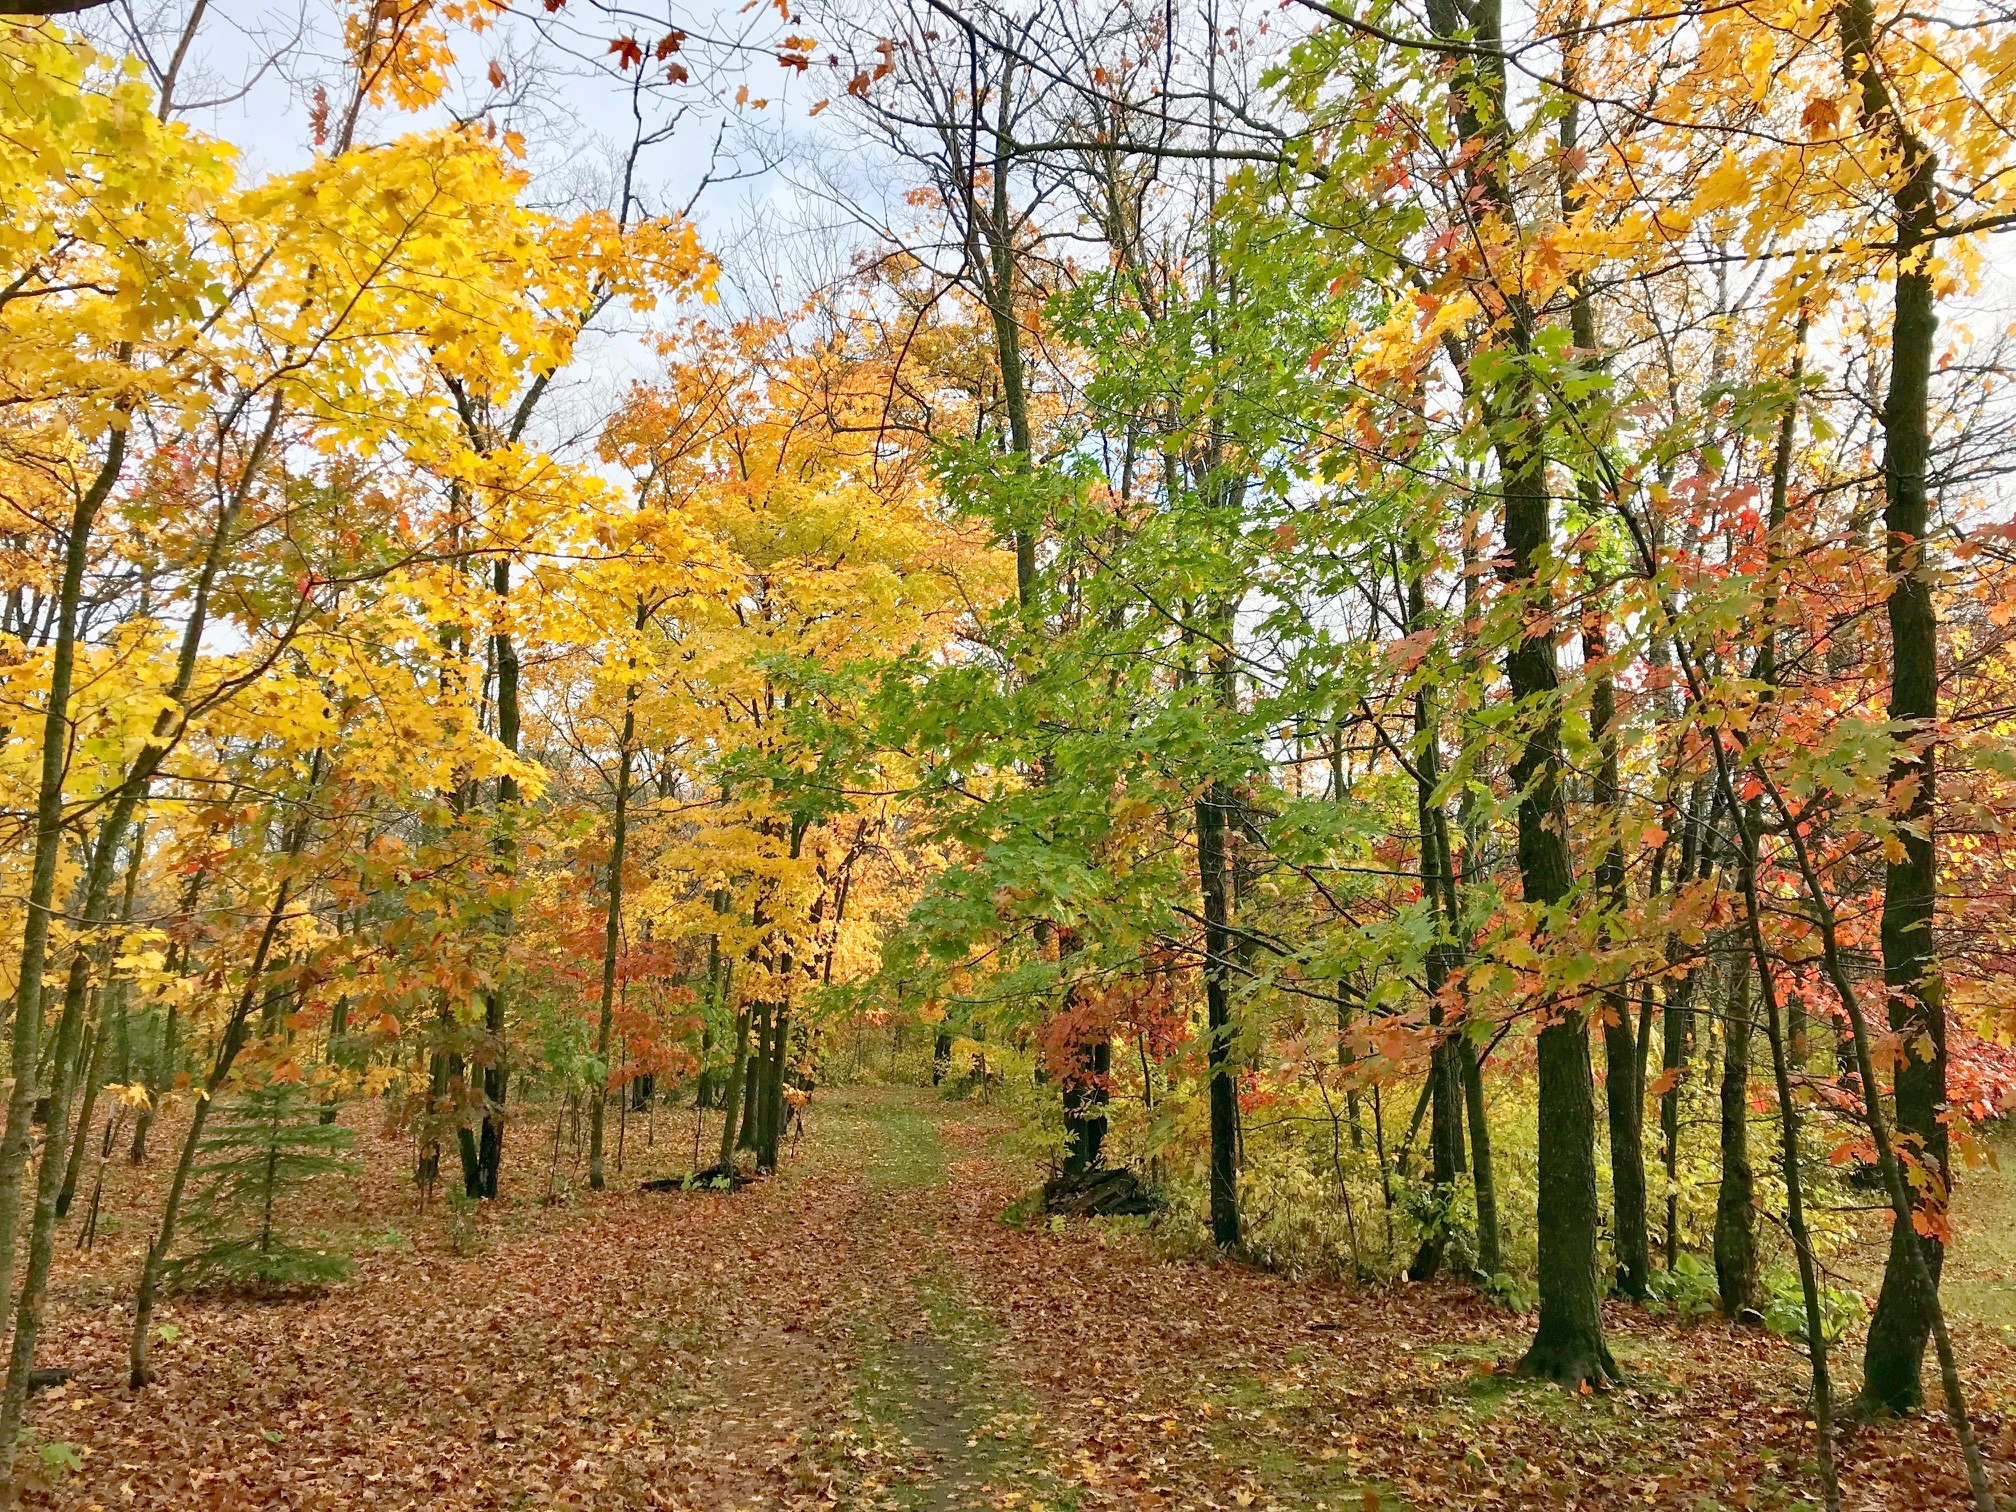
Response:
[170, 1076, 359, 1292]
[1761, 1269, 1866, 1346]
[1645, 1252, 1721, 1320]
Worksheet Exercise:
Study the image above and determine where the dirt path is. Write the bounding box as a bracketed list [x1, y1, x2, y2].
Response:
[26, 1086, 2016, 1510]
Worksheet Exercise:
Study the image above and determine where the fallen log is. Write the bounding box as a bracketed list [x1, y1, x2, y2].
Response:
[1041, 1166, 1157, 1218]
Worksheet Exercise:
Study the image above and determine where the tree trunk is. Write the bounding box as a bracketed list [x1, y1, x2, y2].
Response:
[126, 754, 315, 1395]
[129, 996, 175, 1166]
[1718, 318, 1802, 1327]
[1502, 362, 1609, 1385]
[588, 649, 639, 1193]
[738, 1004, 769, 1152]
[1736, 826, 1842, 1509]
[1418, 0, 1611, 1383]
[0, 431, 126, 1345]
[1840, 0, 1949, 1416]
[1585, 583, 1648, 1300]
[4, 413, 281, 1475]
[1715, 963, 1759, 1319]
[59, 827, 144, 1217]
[1405, 553, 1464, 1284]
[1661, 779, 1710, 1268]
[476, 556, 520, 1200]
[1197, 777, 1241, 1250]
[756, 1007, 790, 1174]
[54, 987, 108, 1221]
[717, 1007, 750, 1171]
[1460, 1037, 1499, 1276]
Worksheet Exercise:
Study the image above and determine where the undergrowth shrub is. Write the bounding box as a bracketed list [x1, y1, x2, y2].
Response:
[170, 1076, 358, 1292]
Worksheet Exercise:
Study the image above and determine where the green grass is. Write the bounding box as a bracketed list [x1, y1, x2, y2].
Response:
[856, 1094, 951, 1190]
[1943, 1127, 2016, 1330]
[838, 1099, 1079, 1511]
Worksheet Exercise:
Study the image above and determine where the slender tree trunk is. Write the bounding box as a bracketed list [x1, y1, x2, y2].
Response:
[1453, 512, 1498, 1277]
[1762, 766, 1992, 1508]
[124, 881, 287, 1390]
[5, 410, 277, 1465]
[756, 1000, 790, 1174]
[717, 1007, 749, 1171]
[588, 719, 635, 1193]
[1503, 373, 1608, 1383]
[1583, 573, 1648, 1300]
[1560, 45, 1647, 1305]
[1839, 0, 1950, 1416]
[1737, 839, 1842, 1510]
[129, 996, 175, 1166]
[1405, 555, 1463, 1283]
[55, 989, 109, 1222]
[60, 826, 144, 1217]
[1715, 962, 1760, 1319]
[1197, 775, 1241, 1250]
[738, 1004, 769, 1152]
[1419, 0, 1611, 1383]
[1717, 318, 1802, 1327]
[1662, 779, 1709, 1267]
[0, 431, 127, 1342]
[122, 748, 319, 1398]
[1459, 1038, 1499, 1276]
[476, 557, 520, 1199]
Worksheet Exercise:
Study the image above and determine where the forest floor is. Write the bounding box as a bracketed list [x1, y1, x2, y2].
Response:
[22, 1085, 2016, 1511]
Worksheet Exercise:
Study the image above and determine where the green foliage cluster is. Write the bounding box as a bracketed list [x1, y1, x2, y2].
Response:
[172, 1078, 358, 1292]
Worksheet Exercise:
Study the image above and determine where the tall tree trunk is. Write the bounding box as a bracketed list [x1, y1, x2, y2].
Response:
[1197, 773, 1242, 1250]
[1558, 29, 1647, 1305]
[717, 1006, 750, 1172]
[1718, 317, 1803, 1326]
[0, 431, 127, 1340]
[588, 692, 637, 1193]
[1454, 515, 1501, 1278]
[1, 406, 275, 1466]
[1661, 779, 1710, 1267]
[1732, 811, 1842, 1510]
[1500, 281, 1610, 1387]
[1584, 573, 1648, 1299]
[55, 989, 108, 1222]
[1714, 962, 1759, 1319]
[129, 995, 175, 1166]
[756, 1006, 790, 1175]
[1405, 553, 1464, 1284]
[1761, 763, 1992, 1508]
[1840, 0, 1949, 1416]
[1459, 1038, 1499, 1276]
[738, 1003, 769, 1152]
[475, 556, 520, 1199]
[1418, 0, 1611, 1383]
[59, 824, 144, 1218]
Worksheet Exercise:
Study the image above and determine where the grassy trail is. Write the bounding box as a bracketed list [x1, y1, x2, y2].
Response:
[22, 1084, 2016, 1510]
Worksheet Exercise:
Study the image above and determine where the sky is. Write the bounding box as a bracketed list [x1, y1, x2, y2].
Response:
[67, 1, 2016, 521]
[71, 0, 890, 460]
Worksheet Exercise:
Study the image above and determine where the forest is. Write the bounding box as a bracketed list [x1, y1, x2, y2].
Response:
[0, 0, 2015, 1506]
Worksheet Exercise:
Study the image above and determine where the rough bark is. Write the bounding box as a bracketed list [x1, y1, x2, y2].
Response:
[1415, 0, 1611, 1382]
[1585, 583, 1648, 1300]
[1840, 0, 1950, 1416]
[474, 556, 520, 1200]
[717, 1007, 750, 1172]
[1197, 776, 1242, 1250]
[1715, 964, 1759, 1320]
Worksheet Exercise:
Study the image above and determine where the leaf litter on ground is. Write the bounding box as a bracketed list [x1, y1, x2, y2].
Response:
[20, 1086, 2015, 1511]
